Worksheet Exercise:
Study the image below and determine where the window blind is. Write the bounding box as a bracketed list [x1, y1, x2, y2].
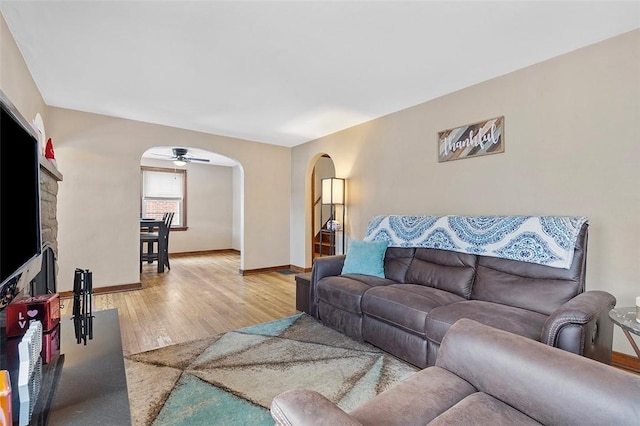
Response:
[143, 171, 183, 198]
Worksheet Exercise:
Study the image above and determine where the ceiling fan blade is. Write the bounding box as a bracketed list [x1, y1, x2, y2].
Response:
[150, 153, 175, 159]
[187, 157, 210, 162]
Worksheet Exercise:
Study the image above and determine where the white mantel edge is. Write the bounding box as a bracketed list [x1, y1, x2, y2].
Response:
[39, 156, 62, 182]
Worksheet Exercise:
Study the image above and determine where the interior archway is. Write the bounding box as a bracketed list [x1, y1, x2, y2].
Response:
[309, 154, 337, 261]
[140, 146, 243, 272]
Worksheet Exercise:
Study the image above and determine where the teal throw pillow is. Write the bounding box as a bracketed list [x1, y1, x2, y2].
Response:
[341, 239, 389, 278]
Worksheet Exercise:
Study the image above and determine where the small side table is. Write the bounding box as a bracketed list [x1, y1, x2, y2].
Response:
[295, 272, 311, 314]
[609, 307, 640, 358]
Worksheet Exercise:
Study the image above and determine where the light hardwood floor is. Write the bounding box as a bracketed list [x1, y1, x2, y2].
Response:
[59, 251, 299, 356]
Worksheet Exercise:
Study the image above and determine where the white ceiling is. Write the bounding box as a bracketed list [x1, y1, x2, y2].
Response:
[2, 1, 639, 152]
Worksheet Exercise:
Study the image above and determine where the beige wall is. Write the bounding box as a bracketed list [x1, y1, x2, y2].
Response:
[47, 107, 290, 290]
[291, 29, 640, 355]
[232, 165, 242, 251]
[0, 14, 46, 126]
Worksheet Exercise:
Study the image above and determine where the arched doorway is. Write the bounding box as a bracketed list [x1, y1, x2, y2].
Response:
[311, 154, 339, 259]
[140, 146, 243, 270]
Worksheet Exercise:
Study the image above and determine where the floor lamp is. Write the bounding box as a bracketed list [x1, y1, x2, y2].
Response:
[321, 177, 345, 255]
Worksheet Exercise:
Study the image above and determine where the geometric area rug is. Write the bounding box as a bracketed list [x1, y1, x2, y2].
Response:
[124, 313, 419, 425]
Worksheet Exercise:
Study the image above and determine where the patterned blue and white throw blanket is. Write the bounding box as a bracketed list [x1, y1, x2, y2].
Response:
[364, 215, 588, 269]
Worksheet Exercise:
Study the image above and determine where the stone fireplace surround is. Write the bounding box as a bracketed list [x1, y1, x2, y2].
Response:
[39, 157, 62, 271]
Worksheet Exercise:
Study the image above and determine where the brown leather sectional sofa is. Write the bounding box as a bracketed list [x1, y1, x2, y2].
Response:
[271, 319, 640, 425]
[310, 222, 617, 368]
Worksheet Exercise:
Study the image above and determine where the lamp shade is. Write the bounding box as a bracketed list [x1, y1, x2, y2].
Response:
[321, 178, 345, 205]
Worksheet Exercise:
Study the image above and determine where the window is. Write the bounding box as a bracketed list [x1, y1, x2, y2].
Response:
[141, 166, 187, 228]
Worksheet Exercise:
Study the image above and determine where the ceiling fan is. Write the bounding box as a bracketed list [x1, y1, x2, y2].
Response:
[154, 148, 211, 166]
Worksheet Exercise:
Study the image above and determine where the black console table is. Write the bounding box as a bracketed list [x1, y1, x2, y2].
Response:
[4, 309, 131, 425]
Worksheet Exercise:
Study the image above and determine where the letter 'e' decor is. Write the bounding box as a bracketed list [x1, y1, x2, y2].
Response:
[438, 116, 504, 162]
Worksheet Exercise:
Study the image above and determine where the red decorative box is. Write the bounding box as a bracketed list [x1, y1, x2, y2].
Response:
[41, 323, 61, 364]
[5, 293, 60, 337]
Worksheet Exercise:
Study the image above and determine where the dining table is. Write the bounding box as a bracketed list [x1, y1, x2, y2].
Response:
[140, 218, 168, 272]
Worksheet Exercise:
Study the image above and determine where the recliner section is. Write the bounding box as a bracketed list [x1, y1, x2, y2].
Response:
[271, 319, 640, 426]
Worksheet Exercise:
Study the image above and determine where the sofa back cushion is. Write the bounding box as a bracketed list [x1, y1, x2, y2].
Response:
[471, 223, 588, 315]
[384, 247, 415, 283]
[404, 248, 477, 298]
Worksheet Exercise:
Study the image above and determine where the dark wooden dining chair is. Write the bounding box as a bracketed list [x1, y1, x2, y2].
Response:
[140, 212, 174, 272]
[140, 212, 167, 267]
[160, 212, 175, 270]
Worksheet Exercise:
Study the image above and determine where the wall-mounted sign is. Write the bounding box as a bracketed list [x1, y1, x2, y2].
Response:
[438, 116, 504, 162]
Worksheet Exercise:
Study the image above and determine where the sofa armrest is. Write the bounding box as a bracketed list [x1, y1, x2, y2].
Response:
[309, 255, 346, 318]
[312, 255, 346, 281]
[541, 290, 616, 363]
[270, 389, 362, 426]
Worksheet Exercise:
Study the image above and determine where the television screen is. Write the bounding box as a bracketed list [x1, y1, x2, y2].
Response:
[0, 90, 42, 309]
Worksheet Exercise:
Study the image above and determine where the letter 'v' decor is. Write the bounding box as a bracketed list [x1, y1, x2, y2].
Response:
[438, 116, 504, 162]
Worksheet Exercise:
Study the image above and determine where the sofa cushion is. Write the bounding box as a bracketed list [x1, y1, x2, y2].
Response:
[426, 300, 548, 345]
[405, 248, 477, 298]
[362, 284, 466, 337]
[341, 239, 389, 278]
[472, 255, 583, 315]
[429, 392, 541, 426]
[471, 223, 587, 315]
[350, 367, 477, 425]
[383, 247, 415, 283]
[316, 275, 394, 315]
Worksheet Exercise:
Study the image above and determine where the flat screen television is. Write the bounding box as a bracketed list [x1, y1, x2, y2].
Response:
[0, 90, 42, 312]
